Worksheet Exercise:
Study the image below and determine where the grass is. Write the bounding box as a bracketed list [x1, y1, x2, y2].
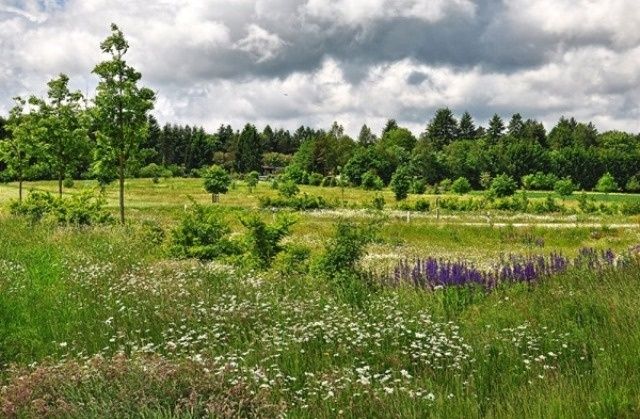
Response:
[1, 180, 640, 417]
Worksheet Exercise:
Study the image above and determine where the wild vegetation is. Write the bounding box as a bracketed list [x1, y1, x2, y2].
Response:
[1, 23, 640, 418]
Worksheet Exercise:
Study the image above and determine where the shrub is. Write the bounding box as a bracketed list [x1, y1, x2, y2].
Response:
[410, 178, 427, 195]
[451, 177, 472, 195]
[273, 244, 311, 275]
[10, 190, 112, 225]
[371, 194, 385, 210]
[278, 179, 300, 198]
[140, 219, 166, 246]
[203, 165, 231, 203]
[170, 202, 240, 260]
[308, 172, 324, 186]
[521, 172, 558, 190]
[490, 174, 518, 197]
[63, 177, 74, 188]
[479, 172, 492, 190]
[595, 172, 619, 193]
[625, 176, 640, 193]
[438, 178, 453, 193]
[241, 214, 295, 268]
[578, 192, 597, 213]
[321, 176, 337, 187]
[283, 164, 308, 184]
[554, 177, 575, 198]
[259, 194, 330, 210]
[361, 170, 384, 191]
[621, 200, 640, 215]
[139, 163, 164, 179]
[414, 199, 430, 212]
[390, 165, 411, 201]
[246, 171, 259, 192]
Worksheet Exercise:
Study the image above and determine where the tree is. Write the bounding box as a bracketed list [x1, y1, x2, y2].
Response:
[246, 170, 259, 192]
[451, 177, 472, 194]
[425, 108, 458, 149]
[380, 127, 416, 152]
[1, 98, 43, 201]
[390, 165, 412, 201]
[381, 119, 399, 137]
[490, 173, 517, 197]
[554, 177, 575, 199]
[458, 111, 477, 139]
[357, 124, 376, 147]
[237, 123, 262, 173]
[35, 74, 89, 197]
[486, 114, 505, 144]
[595, 172, 619, 194]
[92, 24, 155, 223]
[203, 165, 231, 202]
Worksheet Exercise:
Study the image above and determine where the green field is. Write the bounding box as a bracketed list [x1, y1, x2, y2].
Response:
[1, 180, 640, 417]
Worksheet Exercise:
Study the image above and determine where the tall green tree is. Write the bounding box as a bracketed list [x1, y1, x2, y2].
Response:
[1, 98, 43, 201]
[237, 123, 262, 173]
[458, 111, 477, 139]
[34, 74, 89, 197]
[425, 108, 458, 149]
[486, 114, 505, 144]
[357, 124, 376, 147]
[92, 23, 155, 223]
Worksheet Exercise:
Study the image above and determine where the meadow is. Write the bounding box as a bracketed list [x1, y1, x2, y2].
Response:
[1, 179, 640, 417]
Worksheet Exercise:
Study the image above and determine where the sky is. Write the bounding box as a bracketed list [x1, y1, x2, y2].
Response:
[1, 0, 639, 137]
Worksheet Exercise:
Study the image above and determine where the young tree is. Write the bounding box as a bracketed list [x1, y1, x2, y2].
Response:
[486, 114, 505, 144]
[490, 173, 517, 197]
[425, 108, 458, 149]
[35, 74, 89, 197]
[390, 165, 412, 201]
[451, 177, 472, 194]
[203, 164, 231, 202]
[1, 98, 43, 201]
[595, 172, 619, 194]
[246, 170, 259, 192]
[357, 124, 376, 147]
[92, 24, 155, 223]
[554, 177, 575, 199]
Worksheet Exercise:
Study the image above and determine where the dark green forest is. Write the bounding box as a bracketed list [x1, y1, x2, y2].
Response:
[2, 109, 640, 193]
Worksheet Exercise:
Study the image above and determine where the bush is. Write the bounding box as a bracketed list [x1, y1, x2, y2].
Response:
[410, 178, 427, 195]
[321, 176, 337, 187]
[371, 194, 385, 210]
[278, 179, 300, 198]
[139, 219, 166, 245]
[438, 178, 453, 194]
[273, 244, 311, 275]
[241, 214, 295, 268]
[63, 177, 74, 188]
[390, 165, 412, 201]
[414, 199, 430, 212]
[595, 172, 619, 193]
[308, 172, 324, 186]
[139, 163, 164, 179]
[521, 172, 558, 190]
[246, 171, 260, 192]
[170, 202, 240, 261]
[479, 172, 492, 190]
[10, 190, 112, 225]
[625, 176, 640, 193]
[490, 174, 518, 197]
[283, 164, 308, 184]
[259, 194, 331, 211]
[361, 170, 384, 191]
[451, 177, 472, 195]
[554, 177, 575, 198]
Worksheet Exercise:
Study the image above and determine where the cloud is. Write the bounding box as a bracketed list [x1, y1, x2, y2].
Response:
[0, 0, 639, 136]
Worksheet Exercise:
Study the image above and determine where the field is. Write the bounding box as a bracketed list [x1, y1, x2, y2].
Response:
[1, 179, 640, 417]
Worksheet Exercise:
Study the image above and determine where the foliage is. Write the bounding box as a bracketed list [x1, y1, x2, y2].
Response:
[259, 193, 330, 210]
[490, 174, 518, 197]
[371, 194, 385, 210]
[278, 179, 300, 198]
[361, 170, 384, 190]
[554, 177, 575, 198]
[451, 177, 472, 194]
[170, 202, 240, 260]
[241, 213, 295, 268]
[389, 165, 412, 201]
[203, 165, 231, 202]
[308, 172, 324, 186]
[595, 172, 619, 193]
[10, 190, 112, 225]
[625, 176, 640, 192]
[522, 172, 559, 191]
[409, 178, 427, 194]
[92, 24, 155, 223]
[246, 171, 260, 192]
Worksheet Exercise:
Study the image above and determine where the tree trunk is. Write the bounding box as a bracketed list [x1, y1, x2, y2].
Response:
[119, 156, 125, 224]
[18, 178, 23, 202]
[58, 174, 63, 198]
